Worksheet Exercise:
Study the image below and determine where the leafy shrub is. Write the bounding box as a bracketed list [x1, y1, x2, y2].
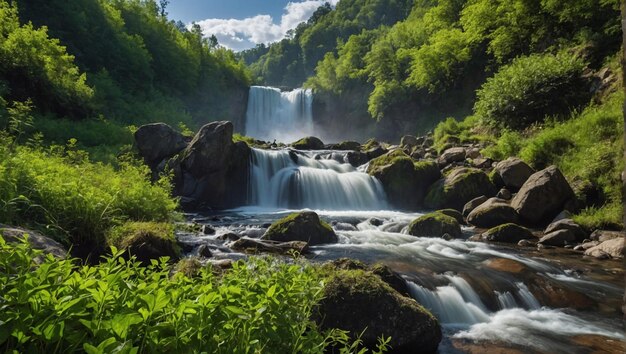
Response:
[0, 143, 177, 253]
[0, 239, 376, 353]
[474, 52, 588, 129]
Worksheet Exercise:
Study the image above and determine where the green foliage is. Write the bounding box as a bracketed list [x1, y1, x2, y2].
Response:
[475, 52, 588, 129]
[0, 143, 177, 251]
[107, 221, 180, 261]
[0, 240, 371, 353]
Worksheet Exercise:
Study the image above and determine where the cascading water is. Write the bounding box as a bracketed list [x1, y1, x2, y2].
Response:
[248, 148, 388, 210]
[245, 86, 313, 142]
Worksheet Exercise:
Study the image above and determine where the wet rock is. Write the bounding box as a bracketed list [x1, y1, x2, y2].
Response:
[538, 229, 578, 247]
[345, 151, 369, 167]
[134, 123, 187, 169]
[370, 263, 411, 297]
[314, 270, 441, 353]
[366, 145, 387, 160]
[367, 150, 441, 209]
[570, 334, 626, 354]
[511, 166, 575, 225]
[425, 167, 497, 211]
[437, 209, 464, 224]
[231, 238, 309, 254]
[202, 224, 215, 235]
[584, 238, 624, 259]
[407, 212, 462, 239]
[197, 244, 213, 258]
[481, 223, 534, 244]
[496, 188, 512, 200]
[262, 211, 337, 245]
[438, 147, 466, 166]
[367, 217, 384, 227]
[544, 219, 587, 242]
[462, 195, 488, 218]
[0, 225, 68, 260]
[529, 276, 595, 310]
[400, 135, 419, 148]
[380, 222, 407, 233]
[291, 136, 324, 150]
[467, 198, 520, 228]
[218, 232, 241, 242]
[331, 141, 360, 150]
[517, 239, 535, 247]
[484, 258, 528, 274]
[410, 148, 425, 159]
[493, 157, 534, 190]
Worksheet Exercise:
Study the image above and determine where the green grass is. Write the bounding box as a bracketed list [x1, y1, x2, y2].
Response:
[0, 238, 372, 353]
[0, 142, 178, 253]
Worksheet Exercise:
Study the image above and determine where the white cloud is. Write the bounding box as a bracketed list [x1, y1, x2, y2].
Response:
[195, 1, 339, 51]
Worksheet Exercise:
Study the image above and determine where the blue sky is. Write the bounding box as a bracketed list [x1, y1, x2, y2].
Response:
[167, 0, 338, 51]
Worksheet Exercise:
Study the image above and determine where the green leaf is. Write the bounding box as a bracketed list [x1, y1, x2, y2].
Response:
[266, 284, 277, 298]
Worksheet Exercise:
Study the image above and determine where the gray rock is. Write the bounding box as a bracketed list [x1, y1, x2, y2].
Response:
[438, 147, 466, 166]
[466, 148, 481, 159]
[198, 244, 213, 258]
[590, 230, 624, 242]
[425, 167, 497, 211]
[467, 198, 520, 228]
[202, 224, 216, 235]
[538, 229, 578, 247]
[584, 238, 624, 259]
[0, 225, 67, 260]
[135, 123, 187, 168]
[494, 157, 534, 190]
[544, 219, 587, 242]
[496, 188, 512, 200]
[511, 166, 575, 225]
[401, 135, 419, 148]
[462, 195, 488, 218]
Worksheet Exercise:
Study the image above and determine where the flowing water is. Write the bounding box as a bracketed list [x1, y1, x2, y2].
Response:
[184, 86, 625, 352]
[245, 86, 313, 142]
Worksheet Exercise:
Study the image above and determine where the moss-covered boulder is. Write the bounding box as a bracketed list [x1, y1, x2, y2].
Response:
[291, 136, 324, 150]
[262, 211, 337, 245]
[108, 222, 180, 264]
[330, 140, 361, 150]
[315, 270, 442, 353]
[367, 150, 441, 210]
[407, 212, 462, 238]
[437, 209, 464, 224]
[425, 167, 497, 211]
[467, 197, 520, 228]
[481, 223, 535, 243]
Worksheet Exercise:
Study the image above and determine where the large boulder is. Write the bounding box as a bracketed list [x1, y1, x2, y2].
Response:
[0, 225, 67, 259]
[315, 270, 442, 353]
[481, 223, 535, 243]
[425, 168, 497, 211]
[262, 211, 338, 245]
[467, 198, 520, 228]
[291, 136, 324, 150]
[407, 212, 462, 239]
[134, 123, 187, 168]
[493, 157, 534, 190]
[462, 195, 488, 218]
[584, 238, 625, 259]
[511, 166, 575, 225]
[367, 150, 441, 210]
[544, 218, 587, 242]
[172, 121, 250, 209]
[538, 229, 578, 247]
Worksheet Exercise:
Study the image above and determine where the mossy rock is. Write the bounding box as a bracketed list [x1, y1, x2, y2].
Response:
[291, 136, 324, 150]
[331, 140, 361, 150]
[481, 223, 534, 243]
[407, 212, 462, 238]
[262, 211, 337, 245]
[425, 167, 497, 211]
[436, 209, 464, 224]
[466, 197, 519, 228]
[367, 150, 441, 210]
[108, 221, 180, 264]
[315, 269, 442, 353]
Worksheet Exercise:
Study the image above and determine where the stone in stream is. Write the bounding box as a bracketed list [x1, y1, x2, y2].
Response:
[437, 209, 464, 224]
[314, 270, 442, 353]
[407, 211, 462, 239]
[345, 151, 369, 167]
[492, 157, 534, 191]
[480, 223, 534, 244]
[544, 218, 587, 242]
[462, 195, 488, 217]
[467, 197, 520, 228]
[538, 229, 578, 247]
[262, 211, 338, 245]
[425, 167, 497, 211]
[511, 166, 575, 225]
[584, 237, 625, 259]
[291, 136, 324, 150]
[367, 150, 441, 210]
[230, 238, 309, 255]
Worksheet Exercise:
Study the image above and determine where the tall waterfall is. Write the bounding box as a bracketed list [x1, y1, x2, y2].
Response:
[245, 86, 313, 142]
[248, 148, 388, 210]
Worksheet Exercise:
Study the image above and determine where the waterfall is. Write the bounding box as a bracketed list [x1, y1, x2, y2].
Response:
[248, 148, 388, 210]
[245, 86, 313, 142]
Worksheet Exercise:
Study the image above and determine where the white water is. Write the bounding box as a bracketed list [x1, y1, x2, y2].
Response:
[245, 86, 313, 142]
[248, 148, 388, 210]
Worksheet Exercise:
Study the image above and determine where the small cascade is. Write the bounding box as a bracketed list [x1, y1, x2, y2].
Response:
[245, 86, 313, 142]
[248, 148, 388, 210]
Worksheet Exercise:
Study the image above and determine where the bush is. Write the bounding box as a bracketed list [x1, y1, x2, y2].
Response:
[0, 143, 177, 253]
[474, 51, 589, 129]
[0, 238, 369, 353]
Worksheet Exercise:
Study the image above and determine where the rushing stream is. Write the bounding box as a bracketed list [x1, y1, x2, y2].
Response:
[183, 86, 625, 352]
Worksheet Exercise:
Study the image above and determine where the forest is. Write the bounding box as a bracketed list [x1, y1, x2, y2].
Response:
[0, 0, 624, 353]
